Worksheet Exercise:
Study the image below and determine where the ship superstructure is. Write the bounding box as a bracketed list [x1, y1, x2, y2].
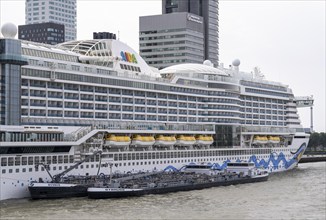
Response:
[0, 24, 310, 200]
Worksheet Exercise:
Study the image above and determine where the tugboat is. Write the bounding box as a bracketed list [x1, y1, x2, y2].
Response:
[87, 162, 269, 199]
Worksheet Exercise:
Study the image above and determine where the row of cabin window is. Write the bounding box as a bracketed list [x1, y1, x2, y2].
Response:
[0, 148, 291, 167]
[2, 156, 290, 175]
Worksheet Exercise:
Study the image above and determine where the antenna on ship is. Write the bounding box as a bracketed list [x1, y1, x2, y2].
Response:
[118, 30, 120, 40]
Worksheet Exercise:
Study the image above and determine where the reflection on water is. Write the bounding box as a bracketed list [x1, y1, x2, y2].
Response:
[1, 162, 325, 220]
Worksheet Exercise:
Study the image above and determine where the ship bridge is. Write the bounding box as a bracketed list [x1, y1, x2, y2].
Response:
[294, 96, 314, 132]
[294, 96, 314, 108]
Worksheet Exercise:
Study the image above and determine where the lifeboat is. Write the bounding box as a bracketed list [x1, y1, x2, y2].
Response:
[195, 135, 214, 146]
[175, 135, 196, 146]
[131, 135, 155, 147]
[252, 136, 268, 144]
[105, 134, 131, 146]
[154, 135, 177, 146]
[268, 136, 280, 144]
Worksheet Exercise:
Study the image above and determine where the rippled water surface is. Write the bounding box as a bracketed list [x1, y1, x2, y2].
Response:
[1, 162, 325, 220]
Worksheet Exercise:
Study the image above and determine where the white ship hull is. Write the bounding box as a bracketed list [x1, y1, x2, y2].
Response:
[175, 140, 196, 146]
[0, 37, 312, 201]
[195, 140, 214, 146]
[154, 140, 177, 146]
[105, 141, 131, 146]
[0, 138, 308, 201]
[132, 140, 156, 146]
[268, 140, 280, 144]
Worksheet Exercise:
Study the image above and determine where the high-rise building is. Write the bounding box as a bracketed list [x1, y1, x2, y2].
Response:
[163, 0, 219, 66]
[140, 0, 219, 69]
[202, 0, 219, 66]
[162, 0, 203, 15]
[18, 22, 65, 45]
[25, 0, 76, 41]
[140, 13, 205, 69]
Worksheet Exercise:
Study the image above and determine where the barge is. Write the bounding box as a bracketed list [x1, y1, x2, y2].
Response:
[88, 163, 269, 199]
[28, 151, 103, 199]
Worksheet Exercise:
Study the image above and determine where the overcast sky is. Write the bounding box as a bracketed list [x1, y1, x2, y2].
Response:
[0, 0, 325, 132]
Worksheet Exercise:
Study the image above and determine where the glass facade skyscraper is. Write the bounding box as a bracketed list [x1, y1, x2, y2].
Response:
[25, 0, 76, 41]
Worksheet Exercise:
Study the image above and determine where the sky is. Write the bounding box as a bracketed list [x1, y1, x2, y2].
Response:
[0, 0, 325, 132]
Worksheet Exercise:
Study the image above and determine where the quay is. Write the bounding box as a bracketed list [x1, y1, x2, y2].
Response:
[299, 155, 326, 163]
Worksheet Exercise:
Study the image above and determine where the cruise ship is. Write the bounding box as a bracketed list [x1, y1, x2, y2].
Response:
[0, 24, 312, 200]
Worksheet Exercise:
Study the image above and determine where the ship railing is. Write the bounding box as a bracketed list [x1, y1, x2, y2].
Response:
[103, 122, 214, 132]
[241, 126, 295, 134]
[63, 122, 215, 143]
[240, 80, 289, 92]
[59, 122, 215, 143]
[207, 75, 239, 84]
[115, 71, 170, 83]
[169, 73, 239, 84]
[63, 126, 92, 142]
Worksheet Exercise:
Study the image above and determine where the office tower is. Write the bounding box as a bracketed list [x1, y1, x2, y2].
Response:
[140, 0, 218, 68]
[201, 0, 219, 66]
[18, 22, 65, 45]
[162, 0, 202, 15]
[93, 32, 116, 40]
[140, 13, 205, 69]
[162, 0, 219, 66]
[25, 0, 76, 41]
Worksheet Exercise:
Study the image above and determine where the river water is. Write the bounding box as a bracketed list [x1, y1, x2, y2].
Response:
[1, 162, 325, 220]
